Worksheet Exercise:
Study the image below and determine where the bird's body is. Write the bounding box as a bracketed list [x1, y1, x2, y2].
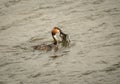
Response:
[32, 43, 58, 51]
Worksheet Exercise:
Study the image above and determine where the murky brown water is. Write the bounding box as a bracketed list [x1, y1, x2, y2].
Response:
[0, 0, 120, 84]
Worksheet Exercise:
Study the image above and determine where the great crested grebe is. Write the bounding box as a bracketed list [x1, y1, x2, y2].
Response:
[33, 27, 61, 51]
[32, 27, 70, 51]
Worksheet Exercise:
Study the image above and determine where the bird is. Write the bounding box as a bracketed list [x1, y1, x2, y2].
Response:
[32, 27, 61, 51]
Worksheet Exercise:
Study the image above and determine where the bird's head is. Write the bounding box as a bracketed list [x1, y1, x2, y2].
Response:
[51, 27, 61, 36]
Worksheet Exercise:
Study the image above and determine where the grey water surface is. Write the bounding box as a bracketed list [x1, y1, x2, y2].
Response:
[0, 0, 120, 84]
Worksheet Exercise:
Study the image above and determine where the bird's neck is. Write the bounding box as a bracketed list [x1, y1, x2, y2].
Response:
[52, 35, 58, 45]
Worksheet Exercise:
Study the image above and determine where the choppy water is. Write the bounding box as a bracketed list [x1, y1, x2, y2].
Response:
[0, 0, 120, 84]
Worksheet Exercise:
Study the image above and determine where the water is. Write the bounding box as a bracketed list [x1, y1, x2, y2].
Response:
[0, 0, 120, 84]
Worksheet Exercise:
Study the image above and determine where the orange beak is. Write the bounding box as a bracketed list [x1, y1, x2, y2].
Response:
[51, 27, 60, 35]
